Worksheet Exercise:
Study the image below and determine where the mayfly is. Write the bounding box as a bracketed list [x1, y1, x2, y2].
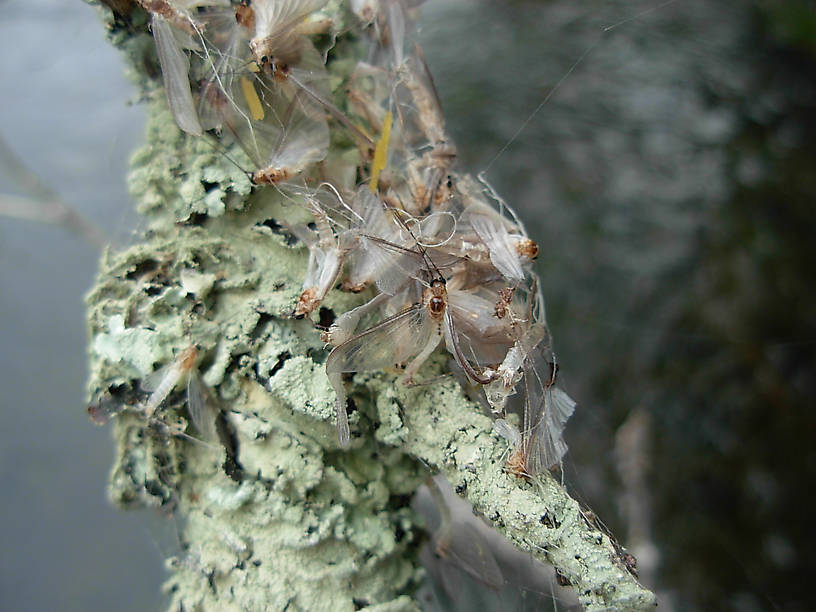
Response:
[325, 211, 506, 446]
[453, 175, 539, 284]
[494, 344, 576, 477]
[137, 0, 231, 135]
[245, 0, 331, 81]
[140, 345, 219, 441]
[290, 189, 352, 316]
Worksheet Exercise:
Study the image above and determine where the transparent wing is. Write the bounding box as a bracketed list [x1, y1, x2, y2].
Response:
[443, 308, 491, 385]
[438, 522, 504, 591]
[323, 293, 389, 346]
[140, 360, 176, 393]
[385, 0, 406, 66]
[252, 0, 329, 40]
[493, 418, 521, 447]
[358, 234, 425, 295]
[523, 354, 576, 474]
[326, 304, 435, 375]
[152, 16, 203, 135]
[327, 303, 433, 447]
[469, 213, 524, 282]
[186, 371, 219, 441]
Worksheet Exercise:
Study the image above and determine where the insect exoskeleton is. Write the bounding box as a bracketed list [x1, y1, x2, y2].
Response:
[424, 278, 447, 320]
[493, 287, 516, 320]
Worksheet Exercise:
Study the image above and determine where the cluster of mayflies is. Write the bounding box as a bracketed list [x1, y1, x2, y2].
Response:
[119, 0, 575, 476]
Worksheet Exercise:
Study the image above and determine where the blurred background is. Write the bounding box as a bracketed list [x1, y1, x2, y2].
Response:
[1, 0, 814, 610]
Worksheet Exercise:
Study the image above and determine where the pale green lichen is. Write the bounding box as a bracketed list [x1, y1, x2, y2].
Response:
[87, 1, 656, 609]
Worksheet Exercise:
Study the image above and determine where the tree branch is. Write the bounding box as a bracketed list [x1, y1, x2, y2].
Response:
[86, 2, 656, 609]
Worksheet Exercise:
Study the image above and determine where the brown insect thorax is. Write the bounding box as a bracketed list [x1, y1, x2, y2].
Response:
[178, 345, 198, 372]
[424, 279, 447, 321]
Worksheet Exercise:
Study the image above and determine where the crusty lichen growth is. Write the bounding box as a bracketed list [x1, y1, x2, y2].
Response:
[371, 370, 658, 610]
[87, 1, 656, 609]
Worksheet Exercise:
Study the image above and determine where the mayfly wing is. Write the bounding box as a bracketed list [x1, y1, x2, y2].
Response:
[246, 87, 330, 183]
[322, 292, 389, 346]
[437, 522, 505, 591]
[442, 307, 492, 385]
[194, 5, 255, 132]
[522, 350, 576, 474]
[357, 233, 426, 295]
[539, 385, 577, 472]
[468, 212, 525, 282]
[140, 346, 198, 417]
[140, 360, 176, 393]
[249, 0, 329, 62]
[186, 370, 219, 442]
[326, 303, 435, 446]
[326, 303, 435, 376]
[151, 15, 203, 135]
[295, 244, 344, 316]
[493, 418, 521, 447]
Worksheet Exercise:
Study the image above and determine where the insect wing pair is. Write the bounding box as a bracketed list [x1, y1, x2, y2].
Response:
[139, 345, 219, 442]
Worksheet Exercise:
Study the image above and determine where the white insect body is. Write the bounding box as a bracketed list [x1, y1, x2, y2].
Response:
[140, 346, 219, 442]
[142, 345, 200, 418]
[291, 195, 350, 316]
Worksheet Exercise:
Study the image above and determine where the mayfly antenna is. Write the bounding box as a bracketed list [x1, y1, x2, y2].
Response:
[482, 0, 679, 177]
[482, 39, 599, 177]
[390, 205, 444, 282]
[198, 135, 255, 183]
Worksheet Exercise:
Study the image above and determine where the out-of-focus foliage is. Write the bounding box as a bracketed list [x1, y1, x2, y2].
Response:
[419, 0, 816, 609]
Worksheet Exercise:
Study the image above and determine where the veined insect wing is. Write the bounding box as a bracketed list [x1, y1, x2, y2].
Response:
[326, 303, 437, 378]
[493, 418, 521, 447]
[321, 292, 389, 347]
[344, 190, 423, 294]
[325, 302, 439, 445]
[139, 358, 180, 393]
[521, 346, 576, 475]
[436, 521, 505, 591]
[186, 369, 219, 442]
[248, 0, 329, 70]
[140, 345, 198, 418]
[468, 212, 526, 283]
[151, 14, 204, 136]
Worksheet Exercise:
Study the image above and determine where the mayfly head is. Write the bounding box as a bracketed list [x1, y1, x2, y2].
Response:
[515, 237, 539, 261]
[234, 2, 255, 32]
[247, 0, 329, 79]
